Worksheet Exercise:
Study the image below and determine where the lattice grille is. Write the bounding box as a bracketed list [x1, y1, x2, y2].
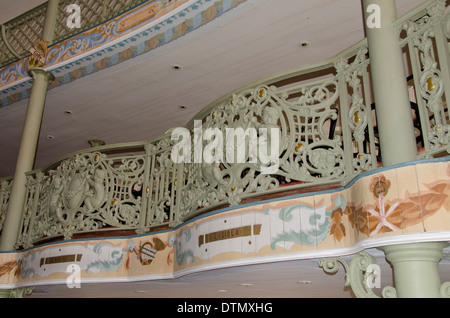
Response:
[0, 4, 47, 66]
[0, 0, 148, 67]
[0, 179, 12, 234]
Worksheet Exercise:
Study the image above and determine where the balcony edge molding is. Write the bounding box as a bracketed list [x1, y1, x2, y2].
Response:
[1, 156, 449, 289]
[0, 0, 249, 107]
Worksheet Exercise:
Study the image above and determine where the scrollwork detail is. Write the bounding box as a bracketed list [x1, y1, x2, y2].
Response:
[337, 44, 376, 174]
[19, 151, 146, 246]
[180, 80, 345, 216]
[8, 287, 34, 298]
[319, 252, 397, 298]
[441, 282, 450, 298]
[402, 3, 450, 152]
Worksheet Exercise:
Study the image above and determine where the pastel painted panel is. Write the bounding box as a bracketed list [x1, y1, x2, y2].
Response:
[415, 161, 450, 232]
[330, 189, 358, 249]
[281, 196, 320, 251]
[314, 192, 333, 250]
[1, 159, 450, 289]
[174, 224, 197, 268]
[395, 164, 425, 234]
[278, 198, 304, 253]
[240, 212, 256, 256]
[367, 169, 404, 238]
[0, 252, 19, 285]
[20, 242, 125, 280]
[228, 212, 244, 256]
[265, 202, 290, 252]
[349, 177, 369, 242]
[254, 209, 271, 255]
[354, 171, 381, 239]
[205, 215, 233, 262]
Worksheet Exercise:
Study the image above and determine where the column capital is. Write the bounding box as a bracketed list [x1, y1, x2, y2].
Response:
[319, 251, 397, 298]
[380, 242, 450, 298]
[28, 68, 55, 84]
[380, 242, 449, 263]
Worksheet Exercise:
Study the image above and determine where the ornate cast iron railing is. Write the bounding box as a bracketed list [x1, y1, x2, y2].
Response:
[18, 144, 148, 247]
[0, 0, 448, 248]
[0, 0, 148, 68]
[396, 0, 450, 157]
[0, 177, 12, 234]
[13, 40, 380, 248]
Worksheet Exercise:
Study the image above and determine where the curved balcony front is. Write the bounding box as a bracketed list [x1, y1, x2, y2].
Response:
[0, 0, 449, 296]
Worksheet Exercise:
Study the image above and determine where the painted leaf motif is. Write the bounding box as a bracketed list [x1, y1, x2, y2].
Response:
[408, 191, 448, 217]
[343, 205, 356, 228]
[396, 201, 423, 227]
[426, 182, 450, 211]
[330, 209, 346, 241]
[0, 260, 20, 278]
[384, 204, 403, 225]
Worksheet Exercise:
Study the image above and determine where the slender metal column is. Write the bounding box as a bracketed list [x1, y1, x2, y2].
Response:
[42, 0, 60, 44]
[0, 0, 58, 251]
[363, 0, 417, 166]
[0, 70, 54, 251]
[362, 0, 448, 298]
[381, 243, 448, 298]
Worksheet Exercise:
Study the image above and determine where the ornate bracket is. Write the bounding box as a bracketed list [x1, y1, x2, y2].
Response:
[0, 287, 35, 298]
[28, 40, 49, 69]
[441, 282, 450, 298]
[319, 252, 397, 298]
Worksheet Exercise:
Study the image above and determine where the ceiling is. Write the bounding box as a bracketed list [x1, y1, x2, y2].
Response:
[0, 0, 427, 178]
[2, 0, 449, 298]
[0, 0, 47, 25]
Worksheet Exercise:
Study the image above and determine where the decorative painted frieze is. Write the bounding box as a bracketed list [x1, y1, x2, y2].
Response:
[0, 0, 247, 106]
[1, 158, 449, 289]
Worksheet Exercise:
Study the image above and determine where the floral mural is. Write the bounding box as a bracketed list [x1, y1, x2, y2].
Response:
[0, 159, 449, 288]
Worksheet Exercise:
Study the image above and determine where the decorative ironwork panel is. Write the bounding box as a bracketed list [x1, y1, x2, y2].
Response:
[140, 137, 183, 232]
[335, 44, 378, 175]
[398, 0, 450, 157]
[0, 178, 12, 234]
[179, 78, 349, 219]
[17, 151, 146, 247]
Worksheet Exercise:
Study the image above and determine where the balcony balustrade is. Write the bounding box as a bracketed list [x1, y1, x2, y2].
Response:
[0, 0, 448, 249]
